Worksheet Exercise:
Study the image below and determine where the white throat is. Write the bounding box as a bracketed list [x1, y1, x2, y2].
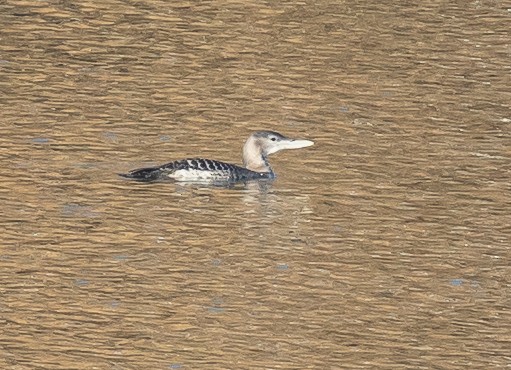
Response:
[243, 136, 271, 173]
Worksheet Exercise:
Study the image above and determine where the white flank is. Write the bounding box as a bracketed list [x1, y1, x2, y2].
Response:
[168, 169, 228, 182]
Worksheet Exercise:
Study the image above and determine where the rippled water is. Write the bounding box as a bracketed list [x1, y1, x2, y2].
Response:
[1, 1, 510, 369]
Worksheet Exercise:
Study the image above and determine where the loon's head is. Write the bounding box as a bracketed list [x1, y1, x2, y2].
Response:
[243, 131, 314, 173]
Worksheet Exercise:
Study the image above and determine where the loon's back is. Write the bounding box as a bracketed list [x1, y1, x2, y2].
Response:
[120, 158, 273, 182]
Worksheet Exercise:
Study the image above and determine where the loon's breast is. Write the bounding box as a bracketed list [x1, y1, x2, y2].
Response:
[122, 158, 273, 182]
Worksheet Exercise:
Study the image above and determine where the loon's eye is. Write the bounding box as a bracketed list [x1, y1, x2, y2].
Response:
[270, 137, 277, 141]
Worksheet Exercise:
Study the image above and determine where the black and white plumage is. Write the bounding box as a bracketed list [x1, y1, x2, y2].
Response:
[121, 158, 272, 182]
[120, 131, 314, 183]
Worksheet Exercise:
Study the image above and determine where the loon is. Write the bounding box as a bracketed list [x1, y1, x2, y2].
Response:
[120, 131, 314, 182]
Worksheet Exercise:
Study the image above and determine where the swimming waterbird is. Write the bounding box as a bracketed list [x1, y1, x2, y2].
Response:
[120, 131, 314, 183]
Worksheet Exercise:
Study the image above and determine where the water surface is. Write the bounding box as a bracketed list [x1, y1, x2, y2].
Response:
[1, 0, 510, 369]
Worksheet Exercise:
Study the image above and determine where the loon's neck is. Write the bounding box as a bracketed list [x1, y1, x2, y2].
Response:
[242, 135, 272, 173]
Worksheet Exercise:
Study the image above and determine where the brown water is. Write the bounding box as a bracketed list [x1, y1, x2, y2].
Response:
[1, 1, 510, 369]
